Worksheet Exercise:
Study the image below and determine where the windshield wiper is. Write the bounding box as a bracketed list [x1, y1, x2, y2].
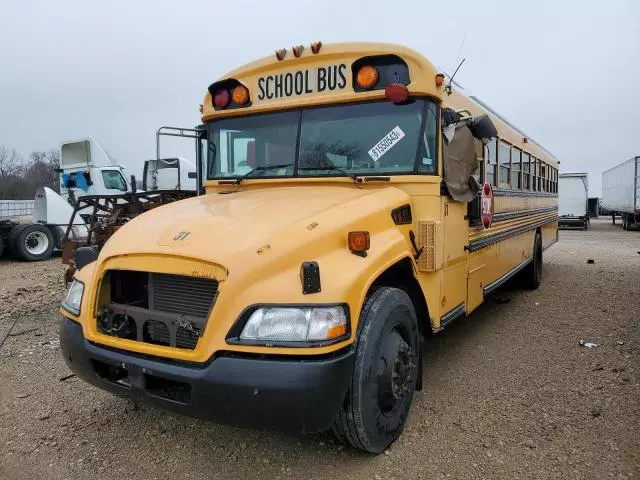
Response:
[299, 165, 363, 186]
[233, 163, 294, 184]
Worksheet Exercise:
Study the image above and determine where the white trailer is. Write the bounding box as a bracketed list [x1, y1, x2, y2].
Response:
[602, 156, 640, 230]
[558, 172, 589, 229]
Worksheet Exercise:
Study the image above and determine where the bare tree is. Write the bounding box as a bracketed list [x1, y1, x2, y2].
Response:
[0, 145, 61, 199]
[23, 151, 59, 196]
[0, 145, 22, 178]
[46, 150, 61, 191]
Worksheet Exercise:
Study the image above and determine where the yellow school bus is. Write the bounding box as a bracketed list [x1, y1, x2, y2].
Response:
[59, 42, 558, 453]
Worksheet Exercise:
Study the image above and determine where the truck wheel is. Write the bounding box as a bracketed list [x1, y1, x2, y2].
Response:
[522, 232, 542, 290]
[332, 287, 419, 453]
[13, 224, 55, 261]
[7, 224, 29, 259]
[622, 214, 629, 230]
[0, 237, 4, 258]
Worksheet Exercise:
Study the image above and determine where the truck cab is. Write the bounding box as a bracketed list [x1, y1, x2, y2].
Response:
[58, 138, 132, 205]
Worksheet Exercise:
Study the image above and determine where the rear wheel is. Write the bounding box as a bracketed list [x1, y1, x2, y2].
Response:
[622, 215, 628, 230]
[12, 224, 55, 261]
[522, 232, 542, 290]
[0, 236, 5, 258]
[8, 224, 29, 259]
[332, 287, 419, 453]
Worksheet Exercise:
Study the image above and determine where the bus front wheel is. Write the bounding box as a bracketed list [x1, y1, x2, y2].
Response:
[332, 287, 419, 453]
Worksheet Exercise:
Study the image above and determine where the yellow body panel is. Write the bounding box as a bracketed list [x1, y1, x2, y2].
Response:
[201, 42, 443, 124]
[67, 42, 558, 363]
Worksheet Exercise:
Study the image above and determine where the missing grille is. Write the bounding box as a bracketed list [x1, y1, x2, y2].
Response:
[97, 270, 217, 350]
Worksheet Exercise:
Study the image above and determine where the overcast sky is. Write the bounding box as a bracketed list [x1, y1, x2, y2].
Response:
[1, 0, 638, 196]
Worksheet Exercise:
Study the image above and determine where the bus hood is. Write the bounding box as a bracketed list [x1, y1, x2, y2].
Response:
[98, 185, 406, 270]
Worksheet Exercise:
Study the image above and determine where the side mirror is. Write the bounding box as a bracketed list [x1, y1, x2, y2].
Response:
[130, 175, 137, 194]
[187, 171, 197, 179]
[468, 114, 498, 141]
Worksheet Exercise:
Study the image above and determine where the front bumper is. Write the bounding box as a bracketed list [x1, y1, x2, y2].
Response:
[59, 316, 354, 433]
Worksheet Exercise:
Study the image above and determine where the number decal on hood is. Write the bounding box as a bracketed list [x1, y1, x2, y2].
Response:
[173, 231, 191, 241]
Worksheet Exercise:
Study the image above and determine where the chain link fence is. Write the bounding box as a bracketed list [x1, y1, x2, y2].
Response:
[0, 200, 34, 220]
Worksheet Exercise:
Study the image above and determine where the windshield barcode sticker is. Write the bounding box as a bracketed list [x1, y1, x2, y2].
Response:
[368, 126, 405, 161]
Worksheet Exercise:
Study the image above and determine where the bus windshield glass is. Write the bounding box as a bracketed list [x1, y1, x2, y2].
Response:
[206, 99, 438, 180]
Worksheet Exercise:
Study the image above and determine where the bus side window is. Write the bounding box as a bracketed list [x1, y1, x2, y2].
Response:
[522, 152, 531, 189]
[498, 140, 511, 188]
[485, 138, 497, 185]
[511, 147, 521, 189]
[531, 156, 538, 191]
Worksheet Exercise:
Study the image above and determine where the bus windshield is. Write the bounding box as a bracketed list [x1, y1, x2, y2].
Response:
[206, 99, 438, 180]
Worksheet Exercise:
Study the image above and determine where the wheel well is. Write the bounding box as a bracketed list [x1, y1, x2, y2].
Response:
[367, 257, 430, 391]
[368, 257, 432, 336]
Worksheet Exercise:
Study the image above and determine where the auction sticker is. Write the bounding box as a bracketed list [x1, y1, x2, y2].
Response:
[368, 126, 405, 161]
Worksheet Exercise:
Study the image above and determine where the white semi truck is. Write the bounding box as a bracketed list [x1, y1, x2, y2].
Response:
[0, 136, 197, 261]
[602, 156, 640, 230]
[558, 172, 589, 229]
[0, 138, 134, 261]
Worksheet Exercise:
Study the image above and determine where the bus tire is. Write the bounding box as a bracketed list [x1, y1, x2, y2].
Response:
[522, 232, 542, 290]
[622, 214, 629, 230]
[332, 287, 419, 453]
[0, 236, 5, 258]
[12, 224, 55, 262]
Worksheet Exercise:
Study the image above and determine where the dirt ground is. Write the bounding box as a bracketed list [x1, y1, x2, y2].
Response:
[0, 219, 638, 480]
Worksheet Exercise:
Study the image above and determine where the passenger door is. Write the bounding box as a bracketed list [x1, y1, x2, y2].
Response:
[440, 200, 468, 324]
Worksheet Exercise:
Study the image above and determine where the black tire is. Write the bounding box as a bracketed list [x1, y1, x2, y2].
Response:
[332, 287, 420, 453]
[7, 224, 30, 259]
[0, 236, 5, 258]
[522, 232, 543, 289]
[622, 214, 629, 230]
[12, 224, 55, 261]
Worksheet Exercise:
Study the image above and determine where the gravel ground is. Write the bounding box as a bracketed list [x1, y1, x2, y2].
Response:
[0, 219, 638, 480]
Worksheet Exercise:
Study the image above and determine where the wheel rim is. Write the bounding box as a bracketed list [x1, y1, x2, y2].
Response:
[377, 328, 416, 415]
[24, 231, 49, 255]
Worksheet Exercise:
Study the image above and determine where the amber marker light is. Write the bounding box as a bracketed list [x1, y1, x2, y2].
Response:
[326, 324, 347, 338]
[275, 48, 287, 61]
[310, 41, 322, 54]
[232, 85, 250, 105]
[348, 231, 370, 255]
[435, 73, 445, 87]
[292, 45, 304, 57]
[356, 65, 379, 89]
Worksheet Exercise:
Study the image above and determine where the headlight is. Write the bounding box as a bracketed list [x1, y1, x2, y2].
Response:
[238, 305, 348, 344]
[61, 279, 84, 316]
